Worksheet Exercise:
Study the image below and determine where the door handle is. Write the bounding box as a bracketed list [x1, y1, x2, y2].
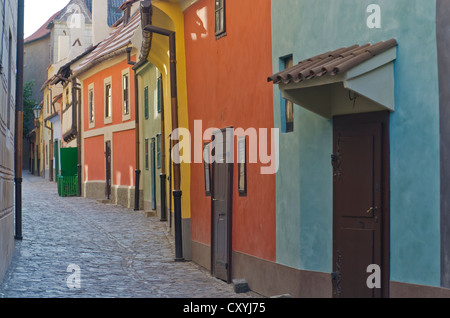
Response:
[366, 206, 378, 214]
[212, 198, 218, 201]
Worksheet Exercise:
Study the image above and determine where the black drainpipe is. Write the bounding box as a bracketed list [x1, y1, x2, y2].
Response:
[14, 0, 24, 240]
[142, 24, 183, 261]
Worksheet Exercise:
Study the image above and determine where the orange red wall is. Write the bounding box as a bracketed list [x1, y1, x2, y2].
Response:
[84, 135, 104, 181]
[184, 0, 275, 261]
[83, 57, 136, 187]
[112, 129, 135, 186]
[83, 58, 136, 131]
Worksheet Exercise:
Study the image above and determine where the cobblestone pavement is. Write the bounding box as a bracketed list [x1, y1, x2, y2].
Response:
[0, 173, 261, 298]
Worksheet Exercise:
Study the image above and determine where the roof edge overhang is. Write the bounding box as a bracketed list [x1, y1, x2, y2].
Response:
[276, 44, 397, 120]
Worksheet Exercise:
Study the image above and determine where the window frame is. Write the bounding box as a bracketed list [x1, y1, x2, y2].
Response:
[280, 54, 294, 133]
[156, 133, 161, 169]
[88, 83, 95, 128]
[144, 85, 149, 120]
[122, 68, 131, 121]
[214, 0, 226, 38]
[203, 142, 211, 196]
[157, 75, 162, 114]
[237, 136, 247, 196]
[104, 76, 113, 124]
[145, 138, 149, 170]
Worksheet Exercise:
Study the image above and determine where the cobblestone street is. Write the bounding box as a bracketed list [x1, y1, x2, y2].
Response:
[0, 173, 261, 298]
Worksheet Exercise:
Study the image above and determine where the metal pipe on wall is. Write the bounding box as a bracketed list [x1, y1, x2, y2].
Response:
[14, 0, 24, 240]
[142, 23, 183, 262]
[127, 47, 141, 211]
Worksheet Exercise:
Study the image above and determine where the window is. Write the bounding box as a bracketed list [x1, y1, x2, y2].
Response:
[237, 136, 247, 196]
[156, 134, 161, 169]
[88, 88, 95, 124]
[203, 143, 211, 196]
[104, 77, 113, 123]
[151, 137, 156, 210]
[145, 138, 149, 170]
[123, 73, 129, 115]
[280, 55, 294, 133]
[157, 75, 162, 114]
[215, 0, 226, 38]
[144, 86, 149, 120]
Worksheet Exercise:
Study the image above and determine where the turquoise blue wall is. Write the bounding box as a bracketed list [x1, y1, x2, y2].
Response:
[272, 0, 440, 286]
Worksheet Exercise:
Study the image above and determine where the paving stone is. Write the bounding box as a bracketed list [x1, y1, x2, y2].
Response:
[0, 173, 262, 298]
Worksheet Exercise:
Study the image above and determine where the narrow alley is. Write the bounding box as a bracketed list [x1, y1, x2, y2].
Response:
[0, 173, 260, 298]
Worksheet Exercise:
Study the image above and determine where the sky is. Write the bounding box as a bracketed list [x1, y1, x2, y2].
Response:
[24, 0, 70, 38]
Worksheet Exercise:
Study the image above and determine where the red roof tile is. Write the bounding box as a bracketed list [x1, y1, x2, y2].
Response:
[268, 39, 398, 84]
[24, 10, 61, 44]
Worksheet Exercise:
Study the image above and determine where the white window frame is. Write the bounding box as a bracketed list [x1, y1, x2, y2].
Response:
[88, 82, 95, 128]
[104, 76, 113, 124]
[121, 68, 131, 121]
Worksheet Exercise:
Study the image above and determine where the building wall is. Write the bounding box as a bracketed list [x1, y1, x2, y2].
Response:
[184, 0, 276, 262]
[271, 0, 440, 289]
[24, 37, 50, 104]
[137, 63, 162, 213]
[81, 55, 136, 205]
[0, 0, 18, 283]
[139, 1, 192, 258]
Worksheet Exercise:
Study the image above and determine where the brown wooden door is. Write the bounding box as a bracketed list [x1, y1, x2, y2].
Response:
[211, 129, 233, 283]
[105, 140, 112, 200]
[332, 112, 389, 298]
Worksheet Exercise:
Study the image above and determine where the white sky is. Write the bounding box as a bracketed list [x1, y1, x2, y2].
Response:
[24, 0, 70, 38]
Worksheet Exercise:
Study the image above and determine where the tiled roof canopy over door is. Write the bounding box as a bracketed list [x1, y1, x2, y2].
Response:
[268, 39, 398, 119]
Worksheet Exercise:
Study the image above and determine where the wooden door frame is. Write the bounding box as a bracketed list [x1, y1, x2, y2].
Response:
[210, 127, 234, 283]
[332, 111, 390, 298]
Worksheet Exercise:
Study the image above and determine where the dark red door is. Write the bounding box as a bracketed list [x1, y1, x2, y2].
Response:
[332, 112, 389, 298]
[211, 128, 233, 283]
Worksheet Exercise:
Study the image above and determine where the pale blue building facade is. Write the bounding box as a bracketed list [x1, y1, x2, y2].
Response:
[270, 0, 450, 297]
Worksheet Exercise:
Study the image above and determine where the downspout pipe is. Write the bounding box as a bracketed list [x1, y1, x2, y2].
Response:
[72, 78, 82, 197]
[14, 0, 24, 240]
[142, 24, 183, 261]
[127, 47, 141, 211]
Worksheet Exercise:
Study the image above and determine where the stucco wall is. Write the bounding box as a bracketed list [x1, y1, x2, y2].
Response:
[0, 0, 18, 284]
[137, 63, 162, 211]
[184, 0, 276, 261]
[271, 0, 440, 287]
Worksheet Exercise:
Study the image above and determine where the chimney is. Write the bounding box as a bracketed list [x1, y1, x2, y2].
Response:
[92, 0, 112, 44]
[121, 0, 140, 25]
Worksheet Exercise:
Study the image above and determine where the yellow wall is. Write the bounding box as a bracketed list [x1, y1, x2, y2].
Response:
[144, 0, 191, 220]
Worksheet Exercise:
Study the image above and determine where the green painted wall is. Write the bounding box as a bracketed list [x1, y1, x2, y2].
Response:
[138, 63, 162, 211]
[272, 0, 440, 286]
